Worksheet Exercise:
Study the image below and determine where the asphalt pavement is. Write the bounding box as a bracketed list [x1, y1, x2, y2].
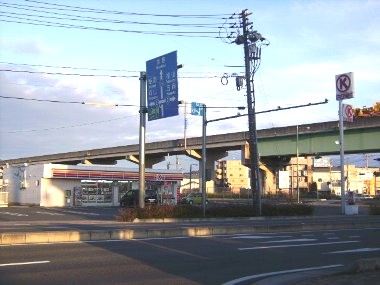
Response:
[1, 201, 380, 284]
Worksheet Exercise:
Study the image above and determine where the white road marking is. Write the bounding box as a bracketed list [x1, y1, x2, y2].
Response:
[230, 235, 292, 239]
[325, 247, 380, 254]
[0, 261, 50, 267]
[0, 212, 28, 217]
[238, 240, 359, 250]
[222, 264, 343, 285]
[35, 211, 65, 216]
[261, 238, 316, 243]
[60, 210, 100, 216]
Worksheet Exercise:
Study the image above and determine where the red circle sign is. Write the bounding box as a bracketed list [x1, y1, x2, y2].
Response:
[336, 74, 351, 92]
[345, 105, 353, 118]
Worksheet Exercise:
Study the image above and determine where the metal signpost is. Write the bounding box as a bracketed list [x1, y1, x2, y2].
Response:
[190, 101, 206, 216]
[138, 51, 178, 208]
[146, 51, 178, 121]
[335, 72, 354, 215]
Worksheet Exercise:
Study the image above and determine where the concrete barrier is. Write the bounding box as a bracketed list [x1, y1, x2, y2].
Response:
[2, 218, 380, 245]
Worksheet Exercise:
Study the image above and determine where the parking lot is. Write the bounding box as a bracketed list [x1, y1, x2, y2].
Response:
[0, 206, 120, 222]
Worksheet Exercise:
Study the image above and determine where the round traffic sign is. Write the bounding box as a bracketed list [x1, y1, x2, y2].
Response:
[336, 74, 351, 93]
[344, 105, 354, 118]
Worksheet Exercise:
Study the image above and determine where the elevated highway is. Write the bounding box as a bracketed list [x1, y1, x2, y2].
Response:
[2, 116, 379, 168]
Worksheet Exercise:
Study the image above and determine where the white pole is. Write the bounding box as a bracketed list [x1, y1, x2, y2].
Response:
[201, 104, 207, 217]
[139, 72, 147, 209]
[296, 125, 300, 203]
[339, 99, 345, 214]
[184, 101, 187, 149]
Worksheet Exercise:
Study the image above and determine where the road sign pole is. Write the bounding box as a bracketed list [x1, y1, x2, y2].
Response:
[339, 99, 345, 215]
[201, 104, 207, 217]
[139, 71, 147, 209]
[184, 101, 187, 149]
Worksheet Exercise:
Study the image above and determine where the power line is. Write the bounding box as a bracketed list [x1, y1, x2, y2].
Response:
[0, 95, 138, 107]
[0, 17, 221, 38]
[0, 1, 227, 38]
[1, 61, 227, 76]
[0, 95, 246, 110]
[0, 68, 221, 78]
[2, 115, 138, 134]
[0, 8, 224, 27]
[0, 61, 139, 73]
[20, 0, 230, 18]
[0, 68, 139, 78]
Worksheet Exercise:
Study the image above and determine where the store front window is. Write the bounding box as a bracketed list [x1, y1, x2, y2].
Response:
[80, 180, 113, 205]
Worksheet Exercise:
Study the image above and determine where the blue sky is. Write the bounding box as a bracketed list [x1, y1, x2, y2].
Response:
[0, 0, 379, 168]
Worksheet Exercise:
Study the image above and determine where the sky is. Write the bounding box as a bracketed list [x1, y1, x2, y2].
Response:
[0, 0, 379, 168]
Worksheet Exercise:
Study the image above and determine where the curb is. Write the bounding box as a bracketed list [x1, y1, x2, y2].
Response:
[2, 219, 380, 245]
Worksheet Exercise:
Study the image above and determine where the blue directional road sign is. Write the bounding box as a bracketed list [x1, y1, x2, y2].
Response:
[146, 51, 178, 121]
[191, 102, 204, 116]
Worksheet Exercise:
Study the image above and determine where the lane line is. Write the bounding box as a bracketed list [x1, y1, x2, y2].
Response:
[229, 235, 293, 240]
[35, 211, 65, 216]
[222, 264, 343, 285]
[325, 247, 380, 254]
[261, 238, 316, 243]
[0, 261, 50, 267]
[238, 240, 359, 250]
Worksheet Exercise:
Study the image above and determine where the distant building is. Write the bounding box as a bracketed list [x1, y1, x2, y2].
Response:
[311, 162, 379, 196]
[283, 156, 313, 195]
[215, 160, 250, 193]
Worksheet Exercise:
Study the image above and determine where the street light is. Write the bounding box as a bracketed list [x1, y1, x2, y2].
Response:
[296, 125, 310, 203]
[296, 125, 299, 203]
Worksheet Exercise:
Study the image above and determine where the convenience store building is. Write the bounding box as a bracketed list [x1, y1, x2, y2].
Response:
[2, 163, 183, 207]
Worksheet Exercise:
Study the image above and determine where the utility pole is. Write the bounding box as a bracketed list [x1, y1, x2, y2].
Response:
[235, 9, 269, 215]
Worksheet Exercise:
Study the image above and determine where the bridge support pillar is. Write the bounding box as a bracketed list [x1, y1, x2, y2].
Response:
[205, 150, 228, 182]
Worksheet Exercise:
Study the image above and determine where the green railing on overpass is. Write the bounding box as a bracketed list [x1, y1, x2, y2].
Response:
[1, 116, 379, 166]
[259, 125, 380, 157]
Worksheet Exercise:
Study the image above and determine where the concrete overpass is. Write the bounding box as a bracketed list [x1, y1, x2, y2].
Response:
[2, 116, 379, 169]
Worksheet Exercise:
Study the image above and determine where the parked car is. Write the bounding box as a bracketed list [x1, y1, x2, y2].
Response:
[120, 189, 158, 207]
[181, 192, 208, 205]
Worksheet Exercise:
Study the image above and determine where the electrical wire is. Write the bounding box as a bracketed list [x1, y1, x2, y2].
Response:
[0, 95, 138, 107]
[0, 68, 221, 78]
[3, 114, 139, 134]
[0, 95, 246, 110]
[0, 8, 224, 27]
[0, 61, 139, 73]
[20, 0, 230, 18]
[0, 1, 227, 38]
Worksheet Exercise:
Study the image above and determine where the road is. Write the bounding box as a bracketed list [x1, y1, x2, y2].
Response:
[1, 228, 380, 285]
[0, 203, 378, 234]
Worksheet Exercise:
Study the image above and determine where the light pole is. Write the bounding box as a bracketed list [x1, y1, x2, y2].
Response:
[296, 125, 300, 203]
[296, 126, 310, 203]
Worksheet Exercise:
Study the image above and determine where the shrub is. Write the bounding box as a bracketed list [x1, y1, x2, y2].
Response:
[369, 204, 380, 215]
[206, 204, 255, 218]
[117, 208, 138, 222]
[116, 202, 314, 221]
[117, 205, 203, 221]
